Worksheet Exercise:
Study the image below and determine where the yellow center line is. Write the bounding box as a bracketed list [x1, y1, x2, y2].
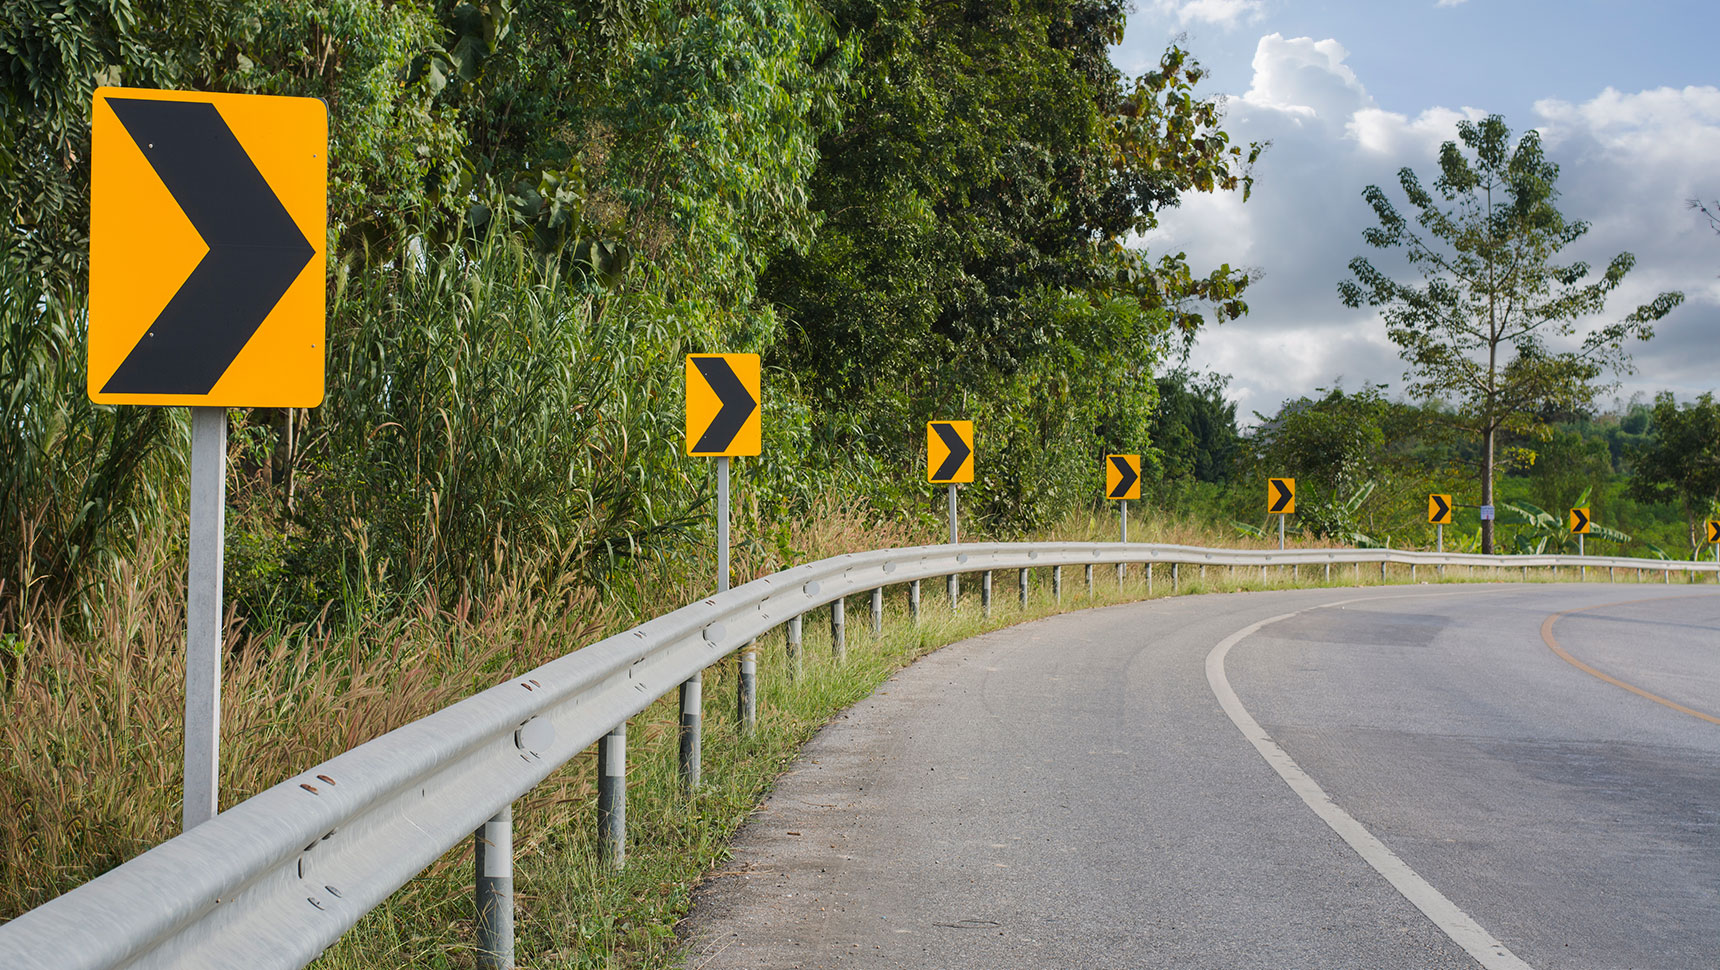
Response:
[1540, 595, 1720, 726]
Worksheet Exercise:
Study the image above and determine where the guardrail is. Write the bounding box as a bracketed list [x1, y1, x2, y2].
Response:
[3, 541, 1714, 969]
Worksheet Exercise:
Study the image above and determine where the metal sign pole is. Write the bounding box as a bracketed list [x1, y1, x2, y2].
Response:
[947, 483, 959, 603]
[1278, 514, 1285, 551]
[183, 406, 226, 831]
[1578, 533, 1584, 557]
[1121, 500, 1129, 544]
[682, 457, 726, 790]
[1437, 523, 1443, 554]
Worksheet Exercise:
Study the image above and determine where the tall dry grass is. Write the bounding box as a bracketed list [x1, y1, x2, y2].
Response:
[0, 493, 919, 920]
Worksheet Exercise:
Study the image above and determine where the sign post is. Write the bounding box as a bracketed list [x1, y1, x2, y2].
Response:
[927, 421, 974, 603]
[1268, 478, 1295, 550]
[1708, 520, 1720, 563]
[89, 88, 327, 831]
[685, 353, 762, 774]
[1428, 494, 1453, 553]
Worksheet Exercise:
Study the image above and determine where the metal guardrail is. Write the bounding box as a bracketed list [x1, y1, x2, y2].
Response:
[3, 541, 1714, 969]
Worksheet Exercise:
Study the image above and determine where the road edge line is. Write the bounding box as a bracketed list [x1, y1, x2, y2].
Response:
[1204, 601, 1537, 970]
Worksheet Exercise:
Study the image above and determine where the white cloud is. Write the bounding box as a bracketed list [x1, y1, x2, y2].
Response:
[1134, 34, 1720, 421]
[1150, 0, 1267, 29]
[1435, 0, 1470, 7]
[1241, 34, 1372, 123]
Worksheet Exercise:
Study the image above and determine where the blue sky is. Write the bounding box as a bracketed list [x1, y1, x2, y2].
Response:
[1111, 0, 1720, 420]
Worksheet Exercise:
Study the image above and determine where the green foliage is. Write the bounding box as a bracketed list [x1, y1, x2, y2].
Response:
[1, 0, 459, 284]
[0, 258, 184, 625]
[1626, 392, 1720, 552]
[1338, 113, 1683, 552]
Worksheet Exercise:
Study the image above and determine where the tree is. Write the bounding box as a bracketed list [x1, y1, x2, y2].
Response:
[1338, 115, 1683, 553]
[1627, 392, 1720, 553]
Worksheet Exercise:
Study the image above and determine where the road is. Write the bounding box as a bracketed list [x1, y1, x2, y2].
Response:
[682, 583, 1720, 969]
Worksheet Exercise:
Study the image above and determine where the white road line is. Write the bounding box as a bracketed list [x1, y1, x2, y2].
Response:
[1204, 598, 1536, 970]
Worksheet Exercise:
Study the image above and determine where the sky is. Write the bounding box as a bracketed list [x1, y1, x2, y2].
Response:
[1111, 0, 1720, 423]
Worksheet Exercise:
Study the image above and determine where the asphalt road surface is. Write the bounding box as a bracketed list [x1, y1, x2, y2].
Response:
[682, 583, 1720, 969]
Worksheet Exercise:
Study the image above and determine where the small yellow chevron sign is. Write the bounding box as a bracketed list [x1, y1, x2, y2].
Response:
[1569, 507, 1591, 534]
[927, 421, 974, 484]
[685, 354, 761, 457]
[1105, 455, 1141, 501]
[1428, 494, 1453, 525]
[1268, 478, 1295, 515]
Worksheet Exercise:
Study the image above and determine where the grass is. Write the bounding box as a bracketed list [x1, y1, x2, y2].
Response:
[2, 503, 1698, 967]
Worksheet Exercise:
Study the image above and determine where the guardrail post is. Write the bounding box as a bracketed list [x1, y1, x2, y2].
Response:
[738, 640, 756, 734]
[982, 570, 993, 616]
[831, 598, 846, 661]
[1663, 568, 1670, 584]
[787, 615, 803, 681]
[1018, 567, 1029, 608]
[679, 675, 700, 792]
[1172, 562, 1180, 591]
[1116, 560, 1126, 586]
[599, 724, 626, 868]
[1053, 564, 1062, 602]
[474, 806, 514, 970]
[871, 587, 883, 634]
[1521, 565, 1529, 581]
[1354, 562, 1361, 583]
[1200, 565, 1207, 585]
[1324, 562, 1331, 582]
[1411, 564, 1417, 581]
[1146, 562, 1153, 595]
[1381, 561, 1388, 582]
[1608, 566, 1615, 583]
[910, 579, 921, 623]
[1085, 563, 1094, 597]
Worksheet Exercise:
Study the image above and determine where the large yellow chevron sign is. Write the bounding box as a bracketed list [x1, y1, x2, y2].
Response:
[88, 88, 327, 406]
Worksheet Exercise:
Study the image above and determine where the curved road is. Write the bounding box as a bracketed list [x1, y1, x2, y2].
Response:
[683, 584, 1720, 969]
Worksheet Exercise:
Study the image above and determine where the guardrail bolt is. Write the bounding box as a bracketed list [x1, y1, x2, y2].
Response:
[787, 615, 803, 681]
[910, 579, 921, 624]
[1053, 565, 1062, 603]
[982, 570, 993, 616]
[738, 640, 757, 734]
[474, 806, 514, 970]
[871, 587, 883, 634]
[831, 598, 846, 660]
[1018, 567, 1028, 608]
[599, 724, 627, 868]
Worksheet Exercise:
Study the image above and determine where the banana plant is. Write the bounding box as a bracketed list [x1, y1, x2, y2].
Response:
[1498, 486, 1631, 554]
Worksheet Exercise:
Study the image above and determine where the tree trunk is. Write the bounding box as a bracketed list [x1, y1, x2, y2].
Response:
[1481, 425, 1496, 555]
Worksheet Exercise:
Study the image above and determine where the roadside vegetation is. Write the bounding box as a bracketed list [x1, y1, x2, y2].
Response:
[2, 0, 1713, 964]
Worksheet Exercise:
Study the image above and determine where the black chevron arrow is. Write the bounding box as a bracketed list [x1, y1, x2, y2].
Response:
[930, 422, 971, 481]
[1108, 456, 1139, 499]
[691, 356, 757, 453]
[1430, 494, 1451, 523]
[1709, 521, 1720, 543]
[1571, 508, 1590, 532]
[101, 97, 314, 395]
[1270, 479, 1294, 513]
